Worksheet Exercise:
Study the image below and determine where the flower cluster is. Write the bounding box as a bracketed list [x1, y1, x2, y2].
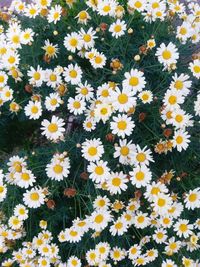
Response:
[0, 0, 200, 266]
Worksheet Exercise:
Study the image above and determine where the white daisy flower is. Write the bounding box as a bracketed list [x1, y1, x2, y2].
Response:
[27, 65, 45, 87]
[64, 32, 83, 53]
[23, 187, 45, 208]
[110, 86, 136, 112]
[14, 168, 36, 189]
[45, 93, 62, 112]
[130, 165, 152, 188]
[133, 145, 154, 166]
[110, 114, 135, 138]
[46, 157, 70, 181]
[67, 97, 86, 115]
[134, 212, 150, 229]
[14, 204, 28, 220]
[76, 82, 94, 101]
[156, 42, 179, 68]
[109, 19, 126, 38]
[170, 73, 192, 96]
[45, 69, 62, 88]
[82, 138, 104, 162]
[41, 115, 65, 141]
[110, 217, 128, 236]
[47, 5, 62, 24]
[174, 219, 193, 238]
[24, 101, 42, 120]
[184, 188, 200, 210]
[152, 193, 172, 216]
[89, 210, 112, 231]
[138, 90, 153, 104]
[189, 59, 200, 78]
[122, 68, 146, 93]
[107, 171, 128, 194]
[63, 64, 83, 85]
[94, 103, 113, 123]
[79, 27, 97, 49]
[87, 160, 110, 184]
[173, 129, 190, 152]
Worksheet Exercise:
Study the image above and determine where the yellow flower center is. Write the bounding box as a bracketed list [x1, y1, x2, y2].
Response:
[176, 136, 183, 144]
[53, 164, 63, 174]
[48, 123, 58, 133]
[189, 193, 197, 202]
[135, 171, 145, 181]
[194, 65, 200, 73]
[88, 147, 97, 156]
[168, 95, 177, 105]
[33, 72, 41, 80]
[118, 93, 128, 104]
[31, 106, 39, 114]
[94, 214, 104, 223]
[73, 101, 81, 109]
[95, 166, 104, 175]
[135, 1, 142, 8]
[137, 216, 145, 223]
[80, 87, 88, 95]
[120, 146, 129, 156]
[8, 56, 16, 64]
[162, 50, 172, 60]
[100, 107, 108, 115]
[112, 177, 121, 186]
[117, 120, 127, 130]
[30, 192, 39, 201]
[174, 80, 183, 90]
[69, 70, 77, 78]
[180, 27, 187, 35]
[175, 114, 183, 123]
[70, 38, 78, 47]
[50, 98, 58, 106]
[129, 77, 139, 86]
[114, 25, 122, 32]
[115, 222, 123, 229]
[179, 223, 188, 232]
[21, 173, 30, 181]
[136, 152, 146, 162]
[83, 34, 91, 42]
[157, 198, 166, 207]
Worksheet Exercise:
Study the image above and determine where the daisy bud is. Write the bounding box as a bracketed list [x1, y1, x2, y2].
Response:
[31, 94, 41, 102]
[25, 84, 33, 94]
[106, 133, 115, 142]
[43, 54, 51, 63]
[161, 124, 166, 128]
[127, 28, 133, 34]
[100, 23, 108, 32]
[61, 8, 68, 17]
[64, 188, 77, 198]
[80, 172, 88, 180]
[139, 112, 147, 122]
[134, 55, 140, 61]
[163, 128, 172, 138]
[139, 45, 147, 54]
[46, 199, 56, 210]
[135, 190, 142, 199]
[9, 102, 20, 113]
[40, 8, 48, 17]
[68, 55, 73, 61]
[57, 84, 67, 96]
[53, 30, 58, 36]
[76, 143, 81, 148]
[180, 172, 188, 178]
